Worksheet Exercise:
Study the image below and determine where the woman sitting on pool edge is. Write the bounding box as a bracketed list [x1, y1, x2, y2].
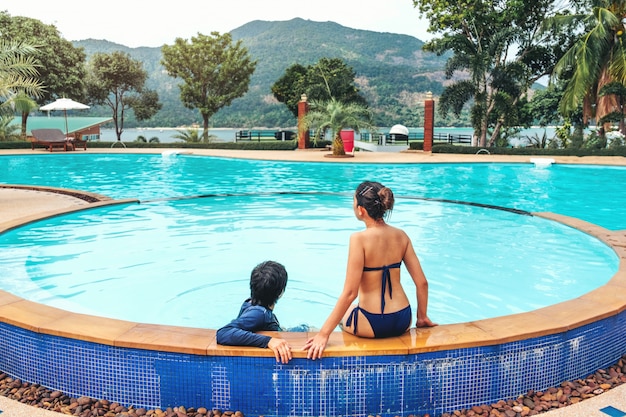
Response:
[303, 181, 437, 360]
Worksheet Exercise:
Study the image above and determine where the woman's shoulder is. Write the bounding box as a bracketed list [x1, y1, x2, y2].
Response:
[386, 224, 410, 238]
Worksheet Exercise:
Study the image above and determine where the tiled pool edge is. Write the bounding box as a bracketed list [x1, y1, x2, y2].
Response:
[0, 315, 625, 416]
[0, 190, 625, 416]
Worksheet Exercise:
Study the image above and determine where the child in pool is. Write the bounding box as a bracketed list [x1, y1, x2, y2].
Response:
[303, 181, 437, 360]
[217, 260, 292, 364]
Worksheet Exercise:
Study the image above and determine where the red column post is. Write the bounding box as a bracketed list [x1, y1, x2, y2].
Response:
[423, 91, 434, 152]
[297, 94, 310, 149]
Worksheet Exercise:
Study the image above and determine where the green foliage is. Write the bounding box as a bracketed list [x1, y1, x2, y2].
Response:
[172, 128, 216, 143]
[0, 140, 297, 150]
[528, 87, 564, 127]
[0, 11, 86, 105]
[408, 141, 424, 150]
[126, 89, 162, 121]
[271, 64, 307, 117]
[0, 39, 43, 103]
[302, 98, 376, 155]
[86, 51, 158, 141]
[73, 19, 450, 128]
[86, 140, 296, 150]
[0, 114, 21, 141]
[272, 58, 367, 117]
[0, 140, 32, 148]
[524, 131, 549, 148]
[414, 0, 578, 147]
[548, 0, 626, 126]
[430, 143, 626, 156]
[161, 32, 256, 139]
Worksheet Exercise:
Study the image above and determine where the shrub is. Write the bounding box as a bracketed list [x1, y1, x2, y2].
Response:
[430, 144, 626, 157]
[0, 140, 298, 151]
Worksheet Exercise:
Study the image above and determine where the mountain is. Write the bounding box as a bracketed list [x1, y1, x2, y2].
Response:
[73, 18, 451, 128]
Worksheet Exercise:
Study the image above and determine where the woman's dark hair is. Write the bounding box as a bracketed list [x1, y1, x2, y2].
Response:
[249, 260, 288, 307]
[355, 181, 394, 220]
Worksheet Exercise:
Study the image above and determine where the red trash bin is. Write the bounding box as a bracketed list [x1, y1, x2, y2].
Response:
[340, 130, 355, 153]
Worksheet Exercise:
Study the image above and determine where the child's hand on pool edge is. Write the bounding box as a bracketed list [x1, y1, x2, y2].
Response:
[268, 337, 292, 364]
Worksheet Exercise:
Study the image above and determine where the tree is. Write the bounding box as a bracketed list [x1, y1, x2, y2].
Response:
[413, 0, 579, 147]
[302, 98, 375, 156]
[0, 12, 86, 134]
[598, 81, 626, 133]
[126, 89, 162, 121]
[0, 39, 43, 134]
[12, 92, 39, 138]
[0, 113, 20, 141]
[272, 58, 367, 119]
[161, 32, 256, 141]
[547, 0, 626, 135]
[86, 51, 160, 143]
[271, 64, 308, 118]
[171, 128, 216, 143]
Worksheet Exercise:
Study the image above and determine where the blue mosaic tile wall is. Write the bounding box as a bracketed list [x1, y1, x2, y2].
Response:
[0, 311, 624, 416]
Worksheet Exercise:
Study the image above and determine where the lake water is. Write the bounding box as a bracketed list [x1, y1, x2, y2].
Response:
[101, 126, 557, 144]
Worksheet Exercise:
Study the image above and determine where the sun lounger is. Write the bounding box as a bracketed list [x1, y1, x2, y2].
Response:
[31, 129, 86, 152]
[67, 133, 87, 150]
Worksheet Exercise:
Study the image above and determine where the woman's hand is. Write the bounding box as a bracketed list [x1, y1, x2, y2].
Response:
[303, 333, 329, 360]
[416, 316, 437, 328]
[267, 337, 292, 364]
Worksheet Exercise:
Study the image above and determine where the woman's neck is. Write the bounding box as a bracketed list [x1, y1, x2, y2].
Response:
[363, 217, 385, 228]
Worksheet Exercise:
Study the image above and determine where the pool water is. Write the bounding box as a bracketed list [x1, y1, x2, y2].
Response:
[0, 154, 622, 329]
[2, 154, 626, 230]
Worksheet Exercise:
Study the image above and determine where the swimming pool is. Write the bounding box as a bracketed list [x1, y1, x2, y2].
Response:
[0, 192, 617, 329]
[0, 152, 625, 417]
[1, 153, 626, 230]
[0, 154, 620, 328]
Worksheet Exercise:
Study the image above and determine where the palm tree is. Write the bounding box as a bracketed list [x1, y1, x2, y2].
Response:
[0, 114, 20, 141]
[11, 92, 38, 138]
[548, 0, 626, 130]
[0, 40, 43, 106]
[0, 40, 43, 141]
[302, 98, 375, 156]
[172, 128, 216, 143]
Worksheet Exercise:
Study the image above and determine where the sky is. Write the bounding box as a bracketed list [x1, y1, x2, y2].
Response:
[3, 0, 433, 48]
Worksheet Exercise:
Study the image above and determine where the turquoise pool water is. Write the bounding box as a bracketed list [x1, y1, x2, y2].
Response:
[2, 153, 626, 230]
[0, 154, 622, 328]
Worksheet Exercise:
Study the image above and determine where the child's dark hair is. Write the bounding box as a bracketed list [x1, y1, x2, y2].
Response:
[355, 181, 394, 220]
[249, 260, 288, 307]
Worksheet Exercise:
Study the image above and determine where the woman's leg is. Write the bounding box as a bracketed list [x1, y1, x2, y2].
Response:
[340, 305, 375, 338]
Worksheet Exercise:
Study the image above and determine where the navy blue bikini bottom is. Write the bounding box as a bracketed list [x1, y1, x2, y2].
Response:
[345, 305, 412, 338]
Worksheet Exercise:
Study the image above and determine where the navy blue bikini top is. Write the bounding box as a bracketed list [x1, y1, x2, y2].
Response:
[363, 261, 402, 314]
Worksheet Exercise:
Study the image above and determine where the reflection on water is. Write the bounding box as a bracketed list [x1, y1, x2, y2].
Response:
[0, 193, 617, 329]
[0, 155, 623, 329]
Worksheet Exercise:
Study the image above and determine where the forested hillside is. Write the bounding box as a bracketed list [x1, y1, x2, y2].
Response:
[74, 18, 455, 128]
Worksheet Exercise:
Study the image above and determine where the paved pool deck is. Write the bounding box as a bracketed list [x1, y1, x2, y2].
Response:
[0, 147, 625, 417]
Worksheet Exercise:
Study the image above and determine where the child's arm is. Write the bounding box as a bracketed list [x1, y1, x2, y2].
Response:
[217, 306, 292, 363]
[216, 309, 272, 348]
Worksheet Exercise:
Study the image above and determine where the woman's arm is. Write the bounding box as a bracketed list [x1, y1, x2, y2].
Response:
[303, 233, 364, 359]
[403, 235, 437, 328]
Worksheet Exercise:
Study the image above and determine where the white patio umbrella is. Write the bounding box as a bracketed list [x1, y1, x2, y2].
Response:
[389, 124, 409, 136]
[40, 98, 90, 136]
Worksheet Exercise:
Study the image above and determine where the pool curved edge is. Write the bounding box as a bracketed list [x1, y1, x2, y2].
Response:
[0, 187, 625, 416]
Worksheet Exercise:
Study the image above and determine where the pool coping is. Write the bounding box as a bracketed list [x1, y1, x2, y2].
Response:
[0, 154, 625, 361]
